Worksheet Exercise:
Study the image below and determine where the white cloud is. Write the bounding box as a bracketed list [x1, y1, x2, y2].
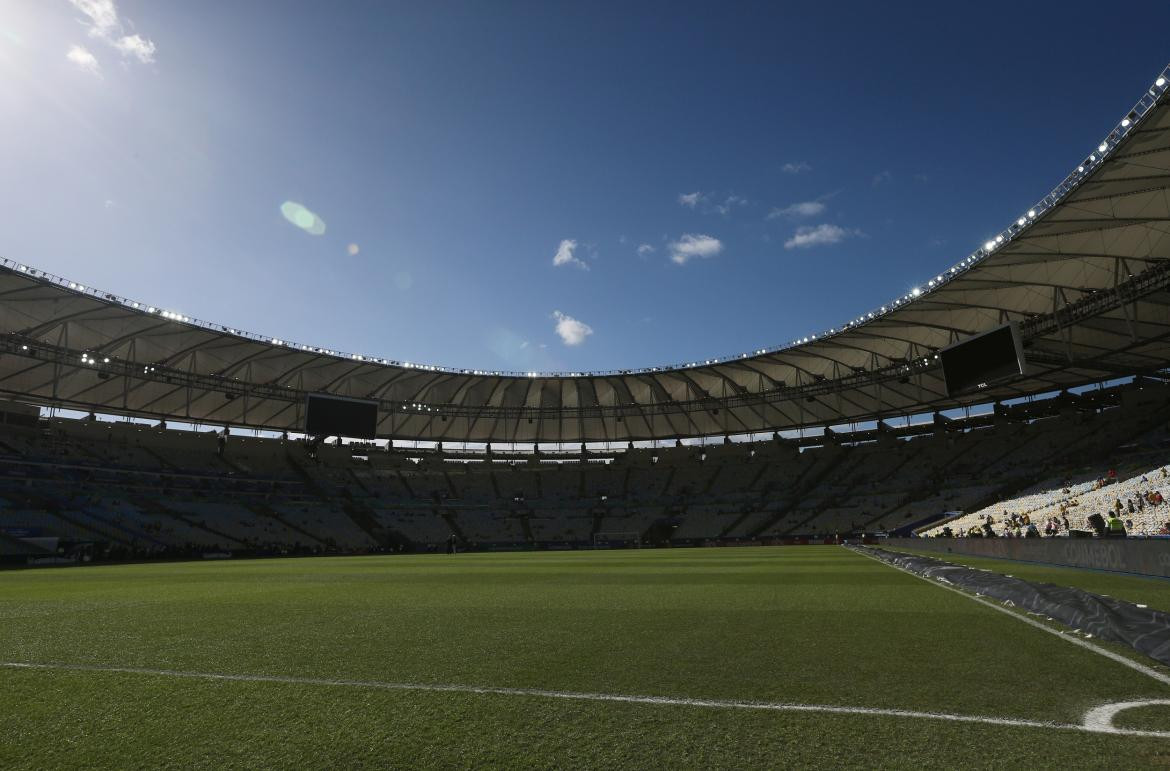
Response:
[70, 0, 118, 37]
[668, 233, 723, 265]
[69, 0, 156, 64]
[113, 33, 155, 63]
[714, 195, 748, 216]
[552, 311, 593, 346]
[784, 223, 859, 249]
[636, 243, 655, 256]
[782, 161, 811, 174]
[552, 239, 588, 270]
[681, 191, 748, 216]
[66, 44, 100, 74]
[872, 170, 892, 187]
[768, 200, 825, 219]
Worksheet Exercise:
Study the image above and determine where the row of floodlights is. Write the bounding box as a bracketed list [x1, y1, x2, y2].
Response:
[7, 71, 1167, 377]
[789, 72, 1167, 350]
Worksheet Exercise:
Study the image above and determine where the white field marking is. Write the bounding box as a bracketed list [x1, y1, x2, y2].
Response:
[848, 547, 1170, 688]
[0, 660, 1164, 739]
[1082, 700, 1170, 738]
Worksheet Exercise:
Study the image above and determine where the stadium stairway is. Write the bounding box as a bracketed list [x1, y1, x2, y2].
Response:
[242, 501, 325, 549]
[140, 445, 178, 471]
[283, 452, 398, 549]
[0, 529, 51, 557]
[142, 498, 243, 549]
[519, 510, 535, 543]
[437, 508, 466, 543]
[396, 470, 418, 499]
[718, 504, 757, 540]
[74, 506, 169, 550]
[658, 466, 677, 499]
[752, 446, 848, 537]
[442, 470, 459, 499]
[589, 507, 605, 541]
[335, 469, 410, 547]
[839, 444, 920, 524]
[10, 490, 128, 546]
[51, 507, 128, 546]
[703, 464, 724, 494]
[342, 497, 408, 549]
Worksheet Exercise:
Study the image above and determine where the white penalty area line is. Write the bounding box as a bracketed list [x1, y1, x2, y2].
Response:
[2, 660, 1168, 739]
[847, 546, 1170, 689]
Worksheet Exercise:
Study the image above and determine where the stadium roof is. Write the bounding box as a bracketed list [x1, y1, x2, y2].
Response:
[1, 64, 1169, 444]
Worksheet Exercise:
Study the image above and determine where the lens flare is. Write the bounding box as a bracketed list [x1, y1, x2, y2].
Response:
[347, 243, 360, 256]
[280, 201, 326, 236]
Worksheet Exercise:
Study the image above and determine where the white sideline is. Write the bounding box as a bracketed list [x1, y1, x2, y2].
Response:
[848, 546, 1170, 687]
[1, 660, 1168, 739]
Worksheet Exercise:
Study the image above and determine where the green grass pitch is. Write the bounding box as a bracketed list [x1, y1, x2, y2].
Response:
[3, 546, 1170, 768]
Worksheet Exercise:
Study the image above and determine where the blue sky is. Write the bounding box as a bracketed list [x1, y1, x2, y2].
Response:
[1, 1, 1168, 375]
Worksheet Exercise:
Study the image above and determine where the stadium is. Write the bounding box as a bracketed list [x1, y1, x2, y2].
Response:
[4, 5, 1170, 767]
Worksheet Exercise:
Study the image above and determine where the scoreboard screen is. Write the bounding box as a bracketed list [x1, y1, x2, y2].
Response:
[939, 324, 1025, 397]
[304, 394, 378, 439]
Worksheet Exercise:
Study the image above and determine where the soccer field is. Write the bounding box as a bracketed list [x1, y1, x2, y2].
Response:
[3, 546, 1170, 768]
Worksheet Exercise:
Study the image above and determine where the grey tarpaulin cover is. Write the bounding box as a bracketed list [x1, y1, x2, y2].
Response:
[858, 546, 1170, 666]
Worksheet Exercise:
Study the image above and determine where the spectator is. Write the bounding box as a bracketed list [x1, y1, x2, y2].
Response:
[1106, 512, 1127, 539]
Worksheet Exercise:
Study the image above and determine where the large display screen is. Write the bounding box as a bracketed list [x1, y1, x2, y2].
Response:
[939, 324, 1025, 397]
[304, 394, 378, 439]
